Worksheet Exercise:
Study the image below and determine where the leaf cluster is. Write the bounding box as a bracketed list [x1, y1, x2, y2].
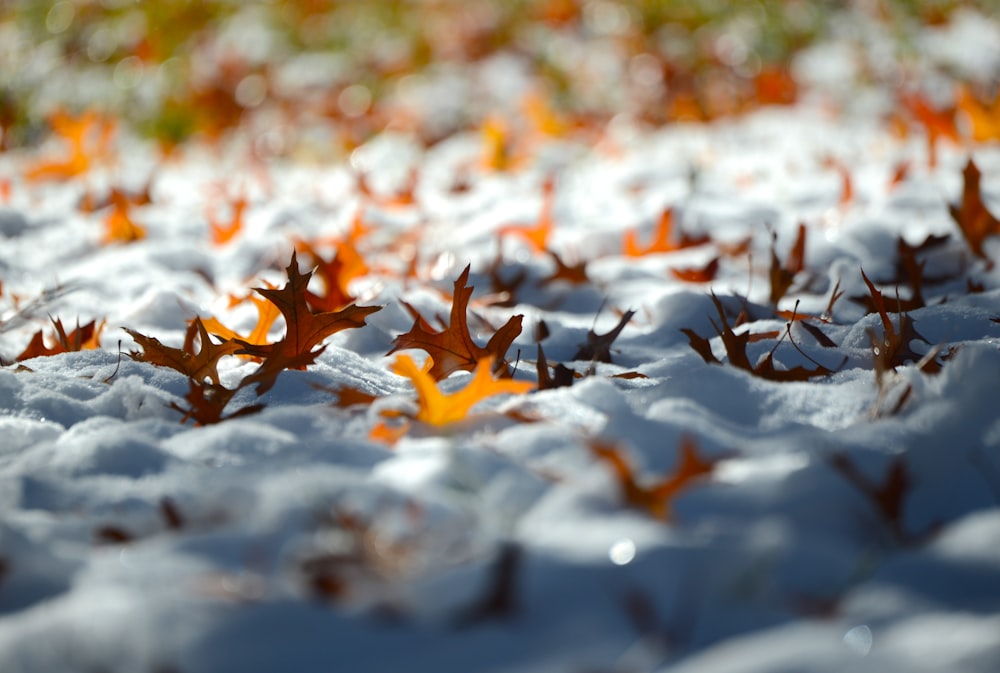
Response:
[126, 252, 380, 425]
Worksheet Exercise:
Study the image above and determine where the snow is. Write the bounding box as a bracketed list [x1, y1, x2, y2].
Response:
[2, 7, 1000, 673]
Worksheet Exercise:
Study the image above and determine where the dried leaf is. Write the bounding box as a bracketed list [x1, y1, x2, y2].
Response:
[572, 309, 635, 363]
[238, 252, 381, 364]
[623, 208, 708, 257]
[16, 317, 104, 361]
[830, 453, 911, 542]
[592, 437, 718, 520]
[126, 317, 241, 385]
[949, 159, 1000, 259]
[388, 264, 523, 380]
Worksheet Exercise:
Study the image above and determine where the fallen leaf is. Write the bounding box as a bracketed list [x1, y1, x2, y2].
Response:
[683, 293, 838, 381]
[623, 208, 708, 257]
[671, 257, 719, 283]
[948, 158, 1000, 260]
[16, 317, 105, 361]
[388, 264, 523, 380]
[237, 252, 381, 365]
[592, 437, 718, 520]
[499, 176, 555, 253]
[389, 354, 534, 427]
[126, 317, 241, 385]
[572, 309, 635, 363]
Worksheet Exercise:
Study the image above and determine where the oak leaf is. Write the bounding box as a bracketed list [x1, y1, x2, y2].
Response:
[390, 354, 534, 426]
[860, 269, 940, 375]
[573, 309, 635, 364]
[769, 223, 806, 306]
[683, 293, 839, 381]
[201, 285, 280, 358]
[388, 264, 523, 380]
[830, 453, 911, 542]
[499, 176, 555, 253]
[623, 209, 708, 257]
[591, 437, 718, 520]
[949, 159, 1000, 260]
[16, 317, 105, 361]
[236, 252, 381, 365]
[125, 317, 240, 385]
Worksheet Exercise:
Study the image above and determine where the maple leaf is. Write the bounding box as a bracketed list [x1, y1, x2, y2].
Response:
[901, 93, 959, 168]
[125, 317, 240, 385]
[573, 309, 635, 364]
[957, 85, 1000, 143]
[542, 250, 589, 286]
[388, 264, 523, 380]
[591, 437, 718, 520]
[237, 252, 381, 366]
[16, 317, 105, 361]
[536, 343, 576, 389]
[389, 354, 534, 426]
[949, 159, 1000, 260]
[623, 208, 709, 257]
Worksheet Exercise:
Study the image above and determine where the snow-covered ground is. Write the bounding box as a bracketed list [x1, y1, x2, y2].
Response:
[2, 6, 1000, 673]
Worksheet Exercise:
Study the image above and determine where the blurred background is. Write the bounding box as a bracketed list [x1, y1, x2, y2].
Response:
[1, 0, 998, 159]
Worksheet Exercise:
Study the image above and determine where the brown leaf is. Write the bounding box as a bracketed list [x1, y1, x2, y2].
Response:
[536, 343, 576, 389]
[388, 264, 523, 380]
[126, 317, 240, 385]
[169, 378, 265, 425]
[16, 317, 104, 361]
[830, 453, 911, 542]
[238, 252, 380, 365]
[670, 257, 719, 283]
[860, 269, 940, 374]
[572, 309, 635, 363]
[769, 223, 806, 306]
[684, 293, 836, 381]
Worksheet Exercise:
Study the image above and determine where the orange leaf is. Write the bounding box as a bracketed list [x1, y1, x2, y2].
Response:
[592, 437, 718, 520]
[390, 354, 534, 426]
[957, 86, 1000, 143]
[295, 238, 368, 312]
[499, 176, 555, 253]
[102, 192, 146, 244]
[623, 208, 708, 257]
[388, 264, 523, 381]
[208, 196, 247, 246]
[948, 158, 1000, 259]
[202, 285, 280, 359]
[24, 110, 115, 182]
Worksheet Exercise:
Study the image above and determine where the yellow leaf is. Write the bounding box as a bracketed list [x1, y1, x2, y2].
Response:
[391, 354, 534, 426]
